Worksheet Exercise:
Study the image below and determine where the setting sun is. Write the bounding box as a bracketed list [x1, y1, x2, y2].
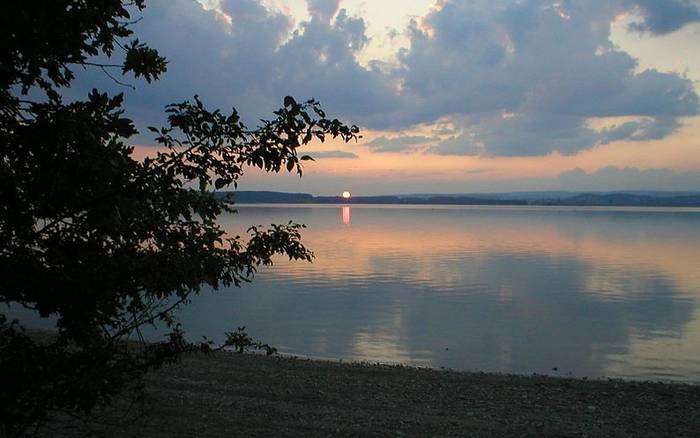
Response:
[342, 191, 352, 199]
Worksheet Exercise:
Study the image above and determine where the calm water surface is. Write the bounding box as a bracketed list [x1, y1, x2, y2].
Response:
[177, 204, 700, 382]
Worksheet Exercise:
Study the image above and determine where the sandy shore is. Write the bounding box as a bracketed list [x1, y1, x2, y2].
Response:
[48, 351, 700, 437]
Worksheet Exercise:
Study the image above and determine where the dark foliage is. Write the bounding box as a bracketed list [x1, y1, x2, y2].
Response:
[0, 1, 359, 436]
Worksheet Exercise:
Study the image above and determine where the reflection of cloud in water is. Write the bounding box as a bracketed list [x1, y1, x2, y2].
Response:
[401, 254, 692, 378]
[181, 206, 700, 381]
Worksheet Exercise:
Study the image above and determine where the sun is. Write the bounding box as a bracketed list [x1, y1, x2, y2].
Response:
[342, 191, 352, 199]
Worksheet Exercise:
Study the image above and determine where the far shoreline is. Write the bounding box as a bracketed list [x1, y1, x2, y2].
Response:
[233, 202, 700, 213]
[220, 190, 700, 208]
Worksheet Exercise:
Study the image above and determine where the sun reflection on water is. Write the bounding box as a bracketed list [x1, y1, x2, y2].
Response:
[341, 206, 351, 225]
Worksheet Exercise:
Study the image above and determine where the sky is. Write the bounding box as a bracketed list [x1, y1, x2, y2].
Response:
[74, 0, 700, 195]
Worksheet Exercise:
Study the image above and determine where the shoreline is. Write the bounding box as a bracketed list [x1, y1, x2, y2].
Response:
[58, 350, 700, 437]
[273, 351, 698, 386]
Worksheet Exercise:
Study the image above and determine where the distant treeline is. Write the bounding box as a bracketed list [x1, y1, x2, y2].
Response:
[216, 191, 700, 207]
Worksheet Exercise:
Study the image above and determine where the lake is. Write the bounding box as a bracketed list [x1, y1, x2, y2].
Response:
[176, 204, 700, 382]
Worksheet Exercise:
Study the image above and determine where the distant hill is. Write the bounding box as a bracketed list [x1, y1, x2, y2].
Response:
[398, 191, 700, 202]
[550, 193, 700, 207]
[216, 191, 700, 207]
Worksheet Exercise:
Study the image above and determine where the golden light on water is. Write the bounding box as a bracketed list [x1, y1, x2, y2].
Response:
[342, 191, 352, 199]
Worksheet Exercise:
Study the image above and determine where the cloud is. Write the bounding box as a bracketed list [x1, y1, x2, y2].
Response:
[558, 166, 700, 191]
[599, 117, 680, 144]
[68, 0, 295, 129]
[628, 0, 700, 35]
[365, 135, 437, 153]
[448, 114, 601, 157]
[307, 150, 358, 159]
[464, 168, 494, 175]
[392, 0, 699, 156]
[429, 133, 483, 156]
[67, 0, 399, 134]
[429, 114, 681, 157]
[67, 0, 699, 158]
[272, 8, 400, 122]
[306, 0, 341, 22]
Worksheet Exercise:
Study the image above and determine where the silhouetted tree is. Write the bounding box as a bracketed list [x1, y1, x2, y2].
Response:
[0, 1, 359, 436]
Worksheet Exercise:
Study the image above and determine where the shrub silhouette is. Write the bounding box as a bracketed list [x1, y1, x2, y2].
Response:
[0, 1, 358, 435]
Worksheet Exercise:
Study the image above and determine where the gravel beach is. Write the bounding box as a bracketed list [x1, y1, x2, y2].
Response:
[57, 351, 700, 437]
